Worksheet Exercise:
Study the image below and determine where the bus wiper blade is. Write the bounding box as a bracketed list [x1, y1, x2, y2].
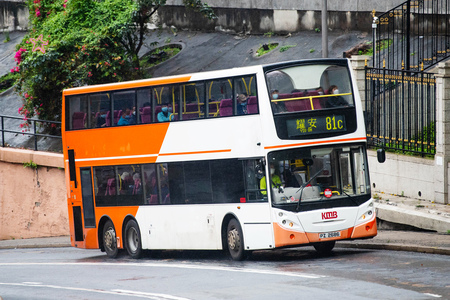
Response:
[295, 166, 325, 212]
[341, 189, 359, 206]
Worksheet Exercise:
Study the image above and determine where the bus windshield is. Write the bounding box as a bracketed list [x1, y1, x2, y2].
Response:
[265, 63, 354, 114]
[268, 144, 370, 205]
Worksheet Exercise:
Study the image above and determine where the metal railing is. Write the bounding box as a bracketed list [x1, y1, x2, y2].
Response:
[365, 67, 436, 156]
[373, 0, 450, 71]
[0, 114, 62, 152]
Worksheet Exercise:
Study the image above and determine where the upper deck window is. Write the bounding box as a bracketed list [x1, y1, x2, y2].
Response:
[65, 74, 258, 131]
[265, 64, 354, 114]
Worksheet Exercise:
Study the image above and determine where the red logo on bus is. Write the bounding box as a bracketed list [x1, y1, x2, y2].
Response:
[322, 211, 337, 220]
[324, 188, 332, 198]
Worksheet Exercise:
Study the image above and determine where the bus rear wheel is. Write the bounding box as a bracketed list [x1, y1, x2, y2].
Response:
[125, 219, 143, 259]
[313, 241, 336, 255]
[226, 219, 245, 261]
[102, 220, 119, 258]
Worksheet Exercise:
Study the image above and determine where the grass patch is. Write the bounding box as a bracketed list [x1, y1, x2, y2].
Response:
[141, 45, 181, 69]
[279, 44, 296, 53]
[0, 72, 19, 93]
[256, 43, 278, 57]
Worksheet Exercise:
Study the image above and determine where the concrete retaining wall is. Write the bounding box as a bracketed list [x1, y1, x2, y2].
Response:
[0, 148, 68, 240]
[159, 0, 406, 34]
[0, 1, 29, 32]
[1, 0, 405, 34]
[368, 150, 435, 200]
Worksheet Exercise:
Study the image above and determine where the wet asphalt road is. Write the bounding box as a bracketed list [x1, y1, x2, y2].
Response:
[0, 246, 448, 300]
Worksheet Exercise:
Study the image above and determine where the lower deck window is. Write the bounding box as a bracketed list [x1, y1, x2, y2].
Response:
[91, 158, 266, 207]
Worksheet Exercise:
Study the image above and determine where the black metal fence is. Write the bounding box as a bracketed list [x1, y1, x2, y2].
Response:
[365, 67, 436, 156]
[373, 0, 450, 71]
[0, 115, 62, 152]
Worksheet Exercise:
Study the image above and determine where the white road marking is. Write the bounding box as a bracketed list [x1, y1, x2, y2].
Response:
[0, 282, 191, 300]
[0, 261, 325, 279]
[423, 293, 442, 298]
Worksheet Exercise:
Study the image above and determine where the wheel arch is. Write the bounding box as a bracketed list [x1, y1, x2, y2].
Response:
[221, 213, 241, 251]
[122, 214, 139, 251]
[97, 215, 112, 251]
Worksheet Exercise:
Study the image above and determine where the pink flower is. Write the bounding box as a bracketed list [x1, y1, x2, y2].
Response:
[35, 10, 41, 17]
[63, 4, 66, 8]
[10, 68, 15, 73]
[24, 93, 29, 98]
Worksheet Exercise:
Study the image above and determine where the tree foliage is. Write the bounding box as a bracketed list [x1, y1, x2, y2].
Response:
[14, 0, 215, 124]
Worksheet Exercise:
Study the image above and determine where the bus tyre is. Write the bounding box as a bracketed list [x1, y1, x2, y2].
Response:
[313, 241, 336, 255]
[103, 220, 119, 258]
[226, 219, 245, 261]
[125, 219, 142, 259]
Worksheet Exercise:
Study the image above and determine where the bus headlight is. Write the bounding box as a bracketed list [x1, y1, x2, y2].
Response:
[359, 209, 374, 221]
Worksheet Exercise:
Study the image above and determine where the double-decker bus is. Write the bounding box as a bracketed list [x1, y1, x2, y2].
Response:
[62, 58, 376, 260]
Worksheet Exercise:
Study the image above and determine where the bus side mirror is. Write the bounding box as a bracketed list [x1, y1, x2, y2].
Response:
[377, 149, 386, 163]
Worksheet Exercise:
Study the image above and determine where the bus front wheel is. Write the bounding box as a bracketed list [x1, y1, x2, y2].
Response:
[125, 219, 143, 259]
[102, 220, 119, 258]
[226, 219, 245, 261]
[313, 241, 336, 255]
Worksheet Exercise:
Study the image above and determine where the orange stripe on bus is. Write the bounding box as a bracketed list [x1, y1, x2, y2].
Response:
[264, 137, 367, 150]
[351, 215, 377, 239]
[272, 223, 309, 247]
[159, 149, 232, 156]
[63, 76, 192, 96]
[65, 123, 170, 165]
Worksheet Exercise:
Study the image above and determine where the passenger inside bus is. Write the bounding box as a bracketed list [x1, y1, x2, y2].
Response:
[236, 94, 248, 115]
[260, 163, 282, 196]
[157, 103, 174, 122]
[325, 85, 348, 108]
[270, 89, 286, 113]
[117, 108, 136, 126]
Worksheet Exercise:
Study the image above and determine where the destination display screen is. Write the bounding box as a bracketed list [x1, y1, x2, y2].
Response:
[286, 115, 346, 137]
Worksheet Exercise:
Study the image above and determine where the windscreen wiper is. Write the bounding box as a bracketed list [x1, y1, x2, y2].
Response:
[295, 166, 325, 212]
[341, 189, 360, 206]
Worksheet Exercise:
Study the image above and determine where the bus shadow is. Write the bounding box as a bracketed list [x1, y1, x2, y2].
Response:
[78, 247, 376, 263]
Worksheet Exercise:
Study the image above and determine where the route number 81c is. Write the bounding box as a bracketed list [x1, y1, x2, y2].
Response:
[326, 116, 343, 131]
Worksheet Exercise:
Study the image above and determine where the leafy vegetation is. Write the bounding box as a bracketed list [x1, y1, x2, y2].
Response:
[0, 73, 19, 93]
[23, 160, 38, 169]
[256, 43, 278, 57]
[279, 44, 296, 53]
[141, 45, 181, 69]
[12, 0, 216, 126]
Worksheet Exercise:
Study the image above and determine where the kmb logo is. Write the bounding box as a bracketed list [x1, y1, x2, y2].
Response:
[322, 211, 338, 220]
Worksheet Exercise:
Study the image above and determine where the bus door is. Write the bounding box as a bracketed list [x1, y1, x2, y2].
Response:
[80, 168, 96, 231]
[68, 149, 84, 242]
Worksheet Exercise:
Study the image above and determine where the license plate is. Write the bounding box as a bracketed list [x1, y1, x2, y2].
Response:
[319, 231, 340, 239]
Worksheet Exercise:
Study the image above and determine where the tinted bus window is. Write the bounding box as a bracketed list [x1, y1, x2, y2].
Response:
[67, 95, 88, 130]
[266, 64, 354, 114]
[114, 91, 136, 126]
[137, 89, 152, 124]
[90, 93, 110, 128]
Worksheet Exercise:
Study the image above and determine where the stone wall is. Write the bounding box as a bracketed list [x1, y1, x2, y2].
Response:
[0, 148, 68, 240]
[367, 150, 435, 200]
[158, 0, 406, 34]
[1, 0, 406, 34]
[0, 1, 29, 32]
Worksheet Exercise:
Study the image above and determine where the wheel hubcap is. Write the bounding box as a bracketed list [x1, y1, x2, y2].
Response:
[128, 228, 138, 253]
[228, 228, 239, 251]
[104, 228, 116, 250]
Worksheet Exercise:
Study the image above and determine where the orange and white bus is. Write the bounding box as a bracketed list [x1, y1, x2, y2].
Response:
[62, 58, 376, 260]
